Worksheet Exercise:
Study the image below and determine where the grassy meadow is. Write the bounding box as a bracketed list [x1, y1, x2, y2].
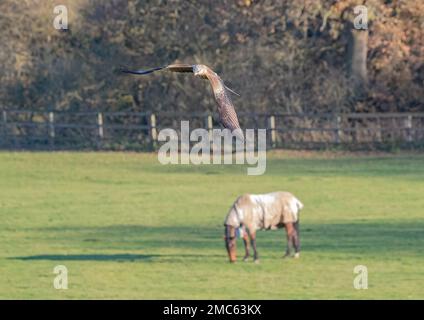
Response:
[0, 151, 423, 299]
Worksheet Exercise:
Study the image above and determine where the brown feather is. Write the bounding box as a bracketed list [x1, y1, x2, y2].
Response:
[166, 64, 194, 73]
[204, 68, 243, 138]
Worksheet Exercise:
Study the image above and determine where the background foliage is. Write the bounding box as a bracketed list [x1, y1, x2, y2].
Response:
[1, 0, 423, 114]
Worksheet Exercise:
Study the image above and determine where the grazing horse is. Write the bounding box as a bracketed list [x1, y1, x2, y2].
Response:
[224, 191, 304, 263]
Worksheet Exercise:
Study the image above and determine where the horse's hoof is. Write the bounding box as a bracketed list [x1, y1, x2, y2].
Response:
[243, 257, 249, 262]
[282, 254, 291, 259]
[294, 253, 300, 259]
[254, 259, 260, 264]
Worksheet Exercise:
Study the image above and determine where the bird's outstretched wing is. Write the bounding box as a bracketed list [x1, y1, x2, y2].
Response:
[166, 64, 194, 73]
[121, 66, 165, 75]
[214, 87, 243, 138]
[121, 64, 240, 96]
[121, 64, 194, 75]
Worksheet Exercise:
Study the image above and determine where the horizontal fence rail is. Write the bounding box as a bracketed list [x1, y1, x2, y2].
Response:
[0, 109, 423, 150]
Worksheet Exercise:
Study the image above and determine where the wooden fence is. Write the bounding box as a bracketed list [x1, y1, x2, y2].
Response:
[1, 109, 424, 150]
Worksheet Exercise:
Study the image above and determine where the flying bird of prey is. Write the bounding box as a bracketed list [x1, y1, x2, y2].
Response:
[122, 64, 244, 140]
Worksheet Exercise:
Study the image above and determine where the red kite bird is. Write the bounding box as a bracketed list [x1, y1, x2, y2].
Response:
[122, 64, 244, 140]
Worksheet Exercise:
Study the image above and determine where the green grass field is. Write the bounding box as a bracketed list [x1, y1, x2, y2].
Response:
[0, 151, 423, 299]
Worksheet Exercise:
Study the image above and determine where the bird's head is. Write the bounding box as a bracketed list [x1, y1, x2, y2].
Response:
[193, 64, 208, 78]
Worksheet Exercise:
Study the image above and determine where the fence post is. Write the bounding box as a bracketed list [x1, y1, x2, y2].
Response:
[149, 113, 157, 149]
[97, 112, 104, 139]
[335, 114, 341, 144]
[376, 117, 382, 143]
[48, 112, 55, 139]
[405, 115, 413, 143]
[205, 113, 213, 141]
[267, 115, 276, 148]
[48, 111, 55, 148]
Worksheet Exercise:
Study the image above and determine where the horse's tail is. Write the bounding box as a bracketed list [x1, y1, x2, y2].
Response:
[296, 198, 304, 211]
[290, 196, 304, 222]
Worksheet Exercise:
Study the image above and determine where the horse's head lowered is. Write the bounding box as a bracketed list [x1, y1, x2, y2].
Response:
[224, 225, 237, 263]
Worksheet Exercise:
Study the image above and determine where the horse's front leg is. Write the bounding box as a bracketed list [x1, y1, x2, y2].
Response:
[248, 230, 259, 263]
[242, 226, 250, 262]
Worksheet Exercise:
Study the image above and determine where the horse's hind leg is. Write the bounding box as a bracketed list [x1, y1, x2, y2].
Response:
[283, 222, 300, 259]
[293, 221, 300, 258]
[283, 223, 294, 258]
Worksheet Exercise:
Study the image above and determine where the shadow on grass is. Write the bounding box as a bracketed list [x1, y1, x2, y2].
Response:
[12, 221, 424, 262]
[12, 254, 157, 261]
[10, 253, 220, 262]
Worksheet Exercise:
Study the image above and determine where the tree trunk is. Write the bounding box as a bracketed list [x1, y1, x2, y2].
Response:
[348, 28, 369, 93]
